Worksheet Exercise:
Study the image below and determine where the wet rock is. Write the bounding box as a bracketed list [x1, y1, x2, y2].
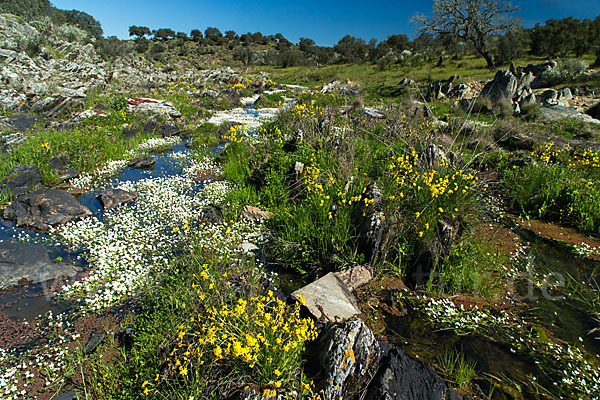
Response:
[334, 265, 373, 292]
[315, 319, 385, 400]
[352, 183, 385, 264]
[0, 241, 78, 289]
[84, 333, 105, 354]
[54, 391, 79, 400]
[1, 165, 41, 197]
[159, 122, 180, 137]
[128, 157, 156, 170]
[97, 188, 137, 210]
[4, 188, 92, 230]
[364, 346, 453, 400]
[291, 273, 360, 323]
[241, 205, 272, 222]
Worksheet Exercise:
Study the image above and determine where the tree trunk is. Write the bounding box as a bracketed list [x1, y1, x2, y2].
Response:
[480, 50, 496, 70]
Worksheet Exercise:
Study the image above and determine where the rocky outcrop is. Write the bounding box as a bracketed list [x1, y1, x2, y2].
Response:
[4, 188, 91, 230]
[1, 164, 41, 196]
[126, 97, 182, 118]
[0, 241, 78, 289]
[313, 319, 460, 400]
[364, 346, 456, 400]
[315, 319, 385, 400]
[523, 60, 558, 89]
[429, 75, 459, 100]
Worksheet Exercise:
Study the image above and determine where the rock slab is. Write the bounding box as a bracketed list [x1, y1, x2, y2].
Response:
[4, 188, 92, 230]
[0, 241, 77, 289]
[291, 273, 360, 323]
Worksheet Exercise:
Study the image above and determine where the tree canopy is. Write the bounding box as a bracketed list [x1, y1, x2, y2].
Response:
[413, 0, 520, 69]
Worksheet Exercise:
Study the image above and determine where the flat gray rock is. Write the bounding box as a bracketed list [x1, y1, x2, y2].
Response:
[4, 188, 92, 230]
[97, 188, 137, 210]
[0, 241, 77, 289]
[291, 273, 360, 323]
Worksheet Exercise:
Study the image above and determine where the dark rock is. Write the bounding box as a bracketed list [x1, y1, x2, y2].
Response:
[3, 188, 92, 230]
[127, 157, 155, 170]
[419, 144, 456, 168]
[58, 168, 80, 182]
[0, 115, 43, 132]
[117, 327, 135, 352]
[399, 78, 416, 87]
[538, 89, 559, 105]
[48, 154, 69, 171]
[523, 60, 557, 89]
[1, 164, 41, 196]
[54, 391, 79, 400]
[143, 120, 160, 134]
[123, 127, 138, 140]
[159, 123, 180, 137]
[364, 346, 452, 400]
[352, 183, 384, 264]
[97, 188, 137, 210]
[198, 206, 223, 225]
[93, 104, 108, 112]
[315, 319, 385, 400]
[0, 240, 78, 289]
[84, 333, 105, 354]
[587, 102, 600, 120]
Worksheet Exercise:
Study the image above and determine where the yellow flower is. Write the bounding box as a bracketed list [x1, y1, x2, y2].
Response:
[214, 346, 223, 359]
[274, 369, 282, 376]
[172, 226, 180, 233]
[180, 367, 188, 376]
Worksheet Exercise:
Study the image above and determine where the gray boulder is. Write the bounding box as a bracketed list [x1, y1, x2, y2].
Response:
[1, 165, 41, 196]
[524, 61, 558, 89]
[0, 241, 78, 289]
[481, 70, 517, 102]
[4, 188, 92, 230]
[539, 105, 600, 125]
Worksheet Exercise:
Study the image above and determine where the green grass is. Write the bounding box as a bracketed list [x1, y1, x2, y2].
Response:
[502, 145, 600, 236]
[436, 349, 477, 389]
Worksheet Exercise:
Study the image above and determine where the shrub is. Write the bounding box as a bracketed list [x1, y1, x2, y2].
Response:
[54, 23, 88, 43]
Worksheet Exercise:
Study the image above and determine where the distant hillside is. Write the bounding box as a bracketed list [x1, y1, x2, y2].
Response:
[0, 0, 62, 21]
[0, 0, 102, 37]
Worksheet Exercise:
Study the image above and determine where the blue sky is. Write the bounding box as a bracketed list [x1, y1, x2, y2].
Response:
[50, 0, 600, 46]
